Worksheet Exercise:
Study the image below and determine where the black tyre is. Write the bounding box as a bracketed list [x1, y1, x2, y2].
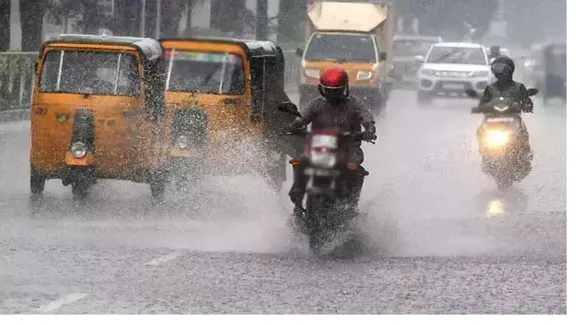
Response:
[496, 178, 512, 192]
[72, 181, 90, 199]
[305, 195, 328, 254]
[417, 91, 432, 106]
[30, 167, 46, 196]
[151, 181, 165, 199]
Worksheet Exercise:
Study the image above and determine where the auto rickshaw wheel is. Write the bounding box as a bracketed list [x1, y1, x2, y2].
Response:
[151, 180, 165, 199]
[30, 167, 46, 195]
[72, 181, 90, 199]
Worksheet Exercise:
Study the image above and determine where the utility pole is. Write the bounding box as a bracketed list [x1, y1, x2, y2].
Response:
[255, 0, 268, 40]
[155, 0, 161, 38]
[140, 0, 146, 37]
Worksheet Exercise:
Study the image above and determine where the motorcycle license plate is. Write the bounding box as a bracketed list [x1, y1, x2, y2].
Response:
[304, 167, 339, 177]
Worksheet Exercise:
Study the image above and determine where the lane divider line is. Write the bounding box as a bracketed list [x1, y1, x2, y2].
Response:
[145, 252, 181, 266]
[34, 293, 89, 313]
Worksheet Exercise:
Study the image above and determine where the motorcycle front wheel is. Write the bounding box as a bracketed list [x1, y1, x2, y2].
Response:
[305, 194, 330, 254]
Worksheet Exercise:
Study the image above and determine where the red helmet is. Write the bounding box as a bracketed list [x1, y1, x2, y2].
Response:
[318, 66, 349, 102]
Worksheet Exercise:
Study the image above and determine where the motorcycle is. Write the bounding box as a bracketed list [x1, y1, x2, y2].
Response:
[465, 88, 538, 191]
[277, 102, 376, 253]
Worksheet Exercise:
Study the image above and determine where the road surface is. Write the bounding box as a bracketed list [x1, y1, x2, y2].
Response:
[0, 91, 566, 313]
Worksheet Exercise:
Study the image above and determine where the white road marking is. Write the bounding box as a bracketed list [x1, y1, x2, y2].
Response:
[34, 293, 89, 313]
[145, 252, 181, 266]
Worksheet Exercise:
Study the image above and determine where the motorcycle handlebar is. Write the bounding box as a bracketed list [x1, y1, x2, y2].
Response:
[279, 130, 376, 144]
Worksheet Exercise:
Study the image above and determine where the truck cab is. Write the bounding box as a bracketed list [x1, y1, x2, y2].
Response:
[295, 1, 394, 113]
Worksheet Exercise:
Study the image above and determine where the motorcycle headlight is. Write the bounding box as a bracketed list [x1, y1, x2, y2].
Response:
[357, 71, 372, 80]
[70, 142, 88, 158]
[310, 149, 337, 168]
[304, 69, 320, 79]
[485, 130, 511, 147]
[176, 135, 188, 149]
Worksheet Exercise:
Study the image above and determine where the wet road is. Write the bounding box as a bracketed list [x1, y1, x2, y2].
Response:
[0, 91, 566, 313]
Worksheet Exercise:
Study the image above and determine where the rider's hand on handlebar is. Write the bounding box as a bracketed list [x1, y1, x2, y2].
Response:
[361, 131, 377, 142]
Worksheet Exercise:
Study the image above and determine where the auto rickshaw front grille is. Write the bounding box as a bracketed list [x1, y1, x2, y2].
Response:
[71, 109, 95, 151]
[172, 108, 209, 146]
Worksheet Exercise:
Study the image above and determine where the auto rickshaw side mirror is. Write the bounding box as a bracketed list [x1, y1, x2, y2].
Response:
[527, 88, 539, 97]
[465, 88, 479, 99]
[295, 48, 304, 57]
[379, 52, 387, 61]
[277, 102, 300, 117]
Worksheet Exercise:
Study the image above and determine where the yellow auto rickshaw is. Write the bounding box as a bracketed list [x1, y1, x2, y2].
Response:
[159, 37, 298, 190]
[29, 34, 171, 199]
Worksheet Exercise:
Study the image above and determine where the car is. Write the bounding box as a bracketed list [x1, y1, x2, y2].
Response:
[415, 42, 493, 105]
[392, 34, 443, 88]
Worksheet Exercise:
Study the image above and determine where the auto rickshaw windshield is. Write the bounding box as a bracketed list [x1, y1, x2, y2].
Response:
[164, 50, 246, 95]
[39, 50, 140, 96]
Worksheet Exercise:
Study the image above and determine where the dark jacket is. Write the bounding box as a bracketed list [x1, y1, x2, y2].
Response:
[289, 95, 376, 147]
[479, 80, 534, 112]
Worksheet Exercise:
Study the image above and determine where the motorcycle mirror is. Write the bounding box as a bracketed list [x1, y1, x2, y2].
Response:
[277, 102, 300, 116]
[526, 88, 539, 96]
[465, 88, 479, 98]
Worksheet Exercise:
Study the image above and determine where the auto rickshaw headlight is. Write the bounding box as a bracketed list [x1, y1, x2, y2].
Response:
[70, 142, 88, 158]
[176, 135, 188, 149]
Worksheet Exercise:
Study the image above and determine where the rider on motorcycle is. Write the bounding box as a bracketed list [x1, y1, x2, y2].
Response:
[475, 56, 534, 178]
[286, 66, 377, 216]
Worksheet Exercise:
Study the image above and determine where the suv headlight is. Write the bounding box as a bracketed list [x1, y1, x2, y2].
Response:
[304, 69, 320, 78]
[357, 71, 372, 80]
[70, 142, 87, 158]
[420, 69, 435, 76]
[176, 135, 188, 149]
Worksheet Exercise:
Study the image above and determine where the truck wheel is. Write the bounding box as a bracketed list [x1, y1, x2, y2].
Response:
[151, 180, 165, 199]
[30, 167, 46, 196]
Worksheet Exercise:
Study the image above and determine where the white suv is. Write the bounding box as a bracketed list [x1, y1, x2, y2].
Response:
[415, 42, 493, 105]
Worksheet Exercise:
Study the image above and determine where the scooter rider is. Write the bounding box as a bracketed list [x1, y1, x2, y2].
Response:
[475, 56, 534, 178]
[286, 66, 377, 216]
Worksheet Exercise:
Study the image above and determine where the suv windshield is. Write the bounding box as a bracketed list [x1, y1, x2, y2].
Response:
[165, 50, 246, 95]
[394, 39, 437, 57]
[39, 50, 140, 96]
[304, 34, 376, 63]
[426, 46, 487, 65]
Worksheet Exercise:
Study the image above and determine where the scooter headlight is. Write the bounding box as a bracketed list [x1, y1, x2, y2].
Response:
[70, 142, 87, 158]
[485, 130, 511, 147]
[176, 135, 188, 149]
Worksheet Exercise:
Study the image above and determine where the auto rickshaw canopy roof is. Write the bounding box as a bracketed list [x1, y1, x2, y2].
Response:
[158, 37, 282, 59]
[42, 34, 164, 61]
